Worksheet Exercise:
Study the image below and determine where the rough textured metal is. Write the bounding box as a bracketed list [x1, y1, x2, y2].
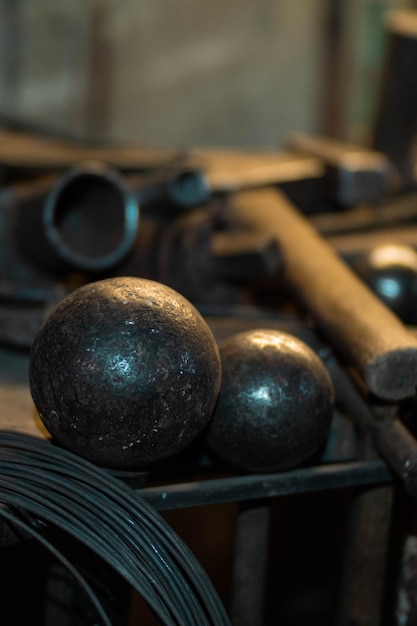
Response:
[228, 188, 417, 400]
[29, 276, 222, 469]
[206, 329, 334, 473]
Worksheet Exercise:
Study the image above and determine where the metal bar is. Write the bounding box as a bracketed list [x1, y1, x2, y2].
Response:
[230, 501, 271, 626]
[372, 10, 417, 188]
[319, 0, 349, 138]
[139, 461, 392, 511]
[336, 484, 394, 626]
[395, 533, 417, 625]
[206, 155, 324, 194]
[311, 191, 417, 237]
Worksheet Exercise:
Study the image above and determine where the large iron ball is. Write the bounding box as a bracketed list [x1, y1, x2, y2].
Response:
[29, 277, 221, 469]
[206, 329, 334, 472]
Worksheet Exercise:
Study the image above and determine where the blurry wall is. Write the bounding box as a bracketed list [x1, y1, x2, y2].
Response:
[0, 0, 414, 149]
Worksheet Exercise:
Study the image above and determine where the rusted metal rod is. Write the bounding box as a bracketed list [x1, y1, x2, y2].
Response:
[227, 188, 417, 400]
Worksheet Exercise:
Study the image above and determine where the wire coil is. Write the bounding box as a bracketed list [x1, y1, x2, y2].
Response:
[0, 431, 231, 626]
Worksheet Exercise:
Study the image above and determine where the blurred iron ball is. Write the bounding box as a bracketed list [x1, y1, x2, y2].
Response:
[355, 243, 417, 324]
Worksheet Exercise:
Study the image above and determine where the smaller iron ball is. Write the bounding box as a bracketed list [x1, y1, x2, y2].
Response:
[29, 277, 222, 469]
[206, 329, 335, 473]
[355, 243, 417, 325]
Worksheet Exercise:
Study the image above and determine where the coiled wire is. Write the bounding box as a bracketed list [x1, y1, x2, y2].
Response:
[0, 431, 231, 626]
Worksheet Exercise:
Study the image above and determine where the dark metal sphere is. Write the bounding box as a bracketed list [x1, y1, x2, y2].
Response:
[206, 329, 334, 473]
[29, 277, 221, 469]
[355, 243, 417, 325]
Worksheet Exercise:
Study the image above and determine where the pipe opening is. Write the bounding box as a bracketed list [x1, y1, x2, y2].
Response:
[45, 170, 139, 272]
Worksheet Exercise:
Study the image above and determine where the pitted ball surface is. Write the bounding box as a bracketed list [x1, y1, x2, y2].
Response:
[30, 277, 221, 469]
[206, 329, 334, 472]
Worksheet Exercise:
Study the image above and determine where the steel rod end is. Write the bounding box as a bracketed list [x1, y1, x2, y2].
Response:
[368, 347, 417, 400]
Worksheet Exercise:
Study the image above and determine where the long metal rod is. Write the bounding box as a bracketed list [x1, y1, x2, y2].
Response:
[139, 460, 391, 511]
[336, 484, 394, 626]
[230, 502, 271, 626]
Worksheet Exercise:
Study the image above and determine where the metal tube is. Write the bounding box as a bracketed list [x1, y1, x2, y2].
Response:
[44, 163, 139, 271]
[17, 162, 139, 273]
[131, 167, 211, 211]
[227, 188, 417, 400]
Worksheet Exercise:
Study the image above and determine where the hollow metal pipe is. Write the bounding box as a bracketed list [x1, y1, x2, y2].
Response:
[17, 162, 139, 273]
